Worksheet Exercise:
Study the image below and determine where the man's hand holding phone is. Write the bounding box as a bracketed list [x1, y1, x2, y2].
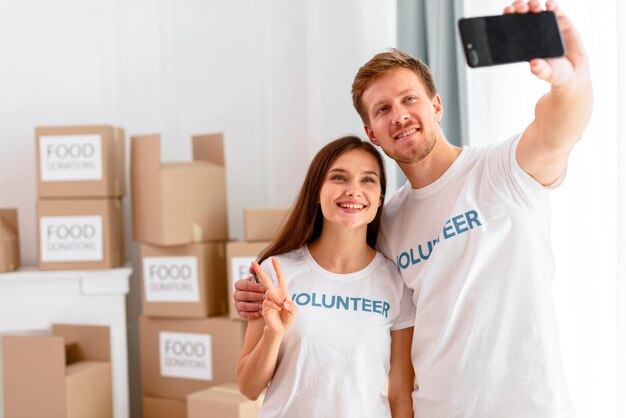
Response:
[503, 0, 588, 90]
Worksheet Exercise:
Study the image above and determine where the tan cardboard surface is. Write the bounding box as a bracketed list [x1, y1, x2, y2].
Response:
[36, 198, 124, 270]
[2, 324, 112, 418]
[226, 241, 271, 320]
[142, 396, 187, 418]
[244, 208, 290, 241]
[36, 125, 126, 198]
[139, 315, 246, 400]
[3, 335, 68, 418]
[187, 383, 264, 418]
[131, 133, 227, 245]
[66, 361, 113, 418]
[0, 208, 20, 272]
[53, 323, 111, 361]
[141, 242, 228, 318]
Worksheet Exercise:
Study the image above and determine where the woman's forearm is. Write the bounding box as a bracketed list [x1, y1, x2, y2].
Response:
[237, 326, 283, 400]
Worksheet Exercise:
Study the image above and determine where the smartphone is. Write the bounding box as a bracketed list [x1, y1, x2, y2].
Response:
[458, 11, 565, 68]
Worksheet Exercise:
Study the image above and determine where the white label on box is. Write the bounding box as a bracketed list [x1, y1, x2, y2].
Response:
[40, 216, 103, 262]
[159, 332, 212, 381]
[230, 256, 257, 290]
[143, 256, 200, 302]
[39, 134, 103, 181]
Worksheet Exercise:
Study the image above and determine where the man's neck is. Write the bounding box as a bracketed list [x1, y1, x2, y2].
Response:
[400, 133, 462, 189]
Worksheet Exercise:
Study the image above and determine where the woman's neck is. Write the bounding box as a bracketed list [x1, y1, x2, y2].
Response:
[307, 225, 376, 274]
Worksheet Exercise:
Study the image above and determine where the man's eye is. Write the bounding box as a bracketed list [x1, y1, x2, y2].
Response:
[377, 106, 389, 114]
[406, 96, 417, 103]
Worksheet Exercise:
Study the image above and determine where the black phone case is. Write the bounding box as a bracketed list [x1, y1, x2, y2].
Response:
[458, 11, 565, 68]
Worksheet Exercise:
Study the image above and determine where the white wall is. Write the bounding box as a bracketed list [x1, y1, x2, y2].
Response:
[0, 1, 397, 416]
[460, 1, 622, 417]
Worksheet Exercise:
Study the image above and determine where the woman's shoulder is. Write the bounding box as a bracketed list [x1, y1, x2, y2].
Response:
[260, 246, 307, 269]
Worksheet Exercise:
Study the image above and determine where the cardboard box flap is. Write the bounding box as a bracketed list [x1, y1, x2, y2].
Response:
[0, 209, 18, 237]
[52, 324, 111, 361]
[131, 134, 162, 173]
[192, 133, 224, 166]
[2, 335, 68, 416]
[65, 360, 110, 377]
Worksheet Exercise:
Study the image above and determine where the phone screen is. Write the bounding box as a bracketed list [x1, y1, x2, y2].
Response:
[458, 11, 565, 67]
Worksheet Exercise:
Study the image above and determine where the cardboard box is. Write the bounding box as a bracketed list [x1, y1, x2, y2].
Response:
[139, 315, 246, 400]
[188, 383, 264, 418]
[244, 208, 290, 241]
[141, 242, 228, 318]
[37, 198, 124, 270]
[142, 396, 186, 418]
[36, 125, 126, 198]
[0, 208, 20, 272]
[2, 324, 112, 418]
[131, 133, 227, 246]
[226, 241, 271, 320]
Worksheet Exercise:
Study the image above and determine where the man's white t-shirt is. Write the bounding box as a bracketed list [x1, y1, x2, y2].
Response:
[257, 245, 415, 418]
[377, 135, 575, 417]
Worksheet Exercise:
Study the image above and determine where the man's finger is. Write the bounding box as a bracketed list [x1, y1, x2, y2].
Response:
[234, 277, 266, 293]
[238, 310, 261, 320]
[235, 301, 264, 313]
[233, 290, 265, 302]
[512, 0, 529, 13]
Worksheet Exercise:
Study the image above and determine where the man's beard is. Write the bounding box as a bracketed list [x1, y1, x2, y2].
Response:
[384, 126, 438, 165]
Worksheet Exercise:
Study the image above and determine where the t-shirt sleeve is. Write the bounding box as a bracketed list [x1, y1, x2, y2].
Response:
[485, 134, 561, 205]
[391, 282, 416, 331]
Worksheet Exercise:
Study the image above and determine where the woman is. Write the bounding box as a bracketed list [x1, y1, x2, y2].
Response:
[237, 136, 415, 417]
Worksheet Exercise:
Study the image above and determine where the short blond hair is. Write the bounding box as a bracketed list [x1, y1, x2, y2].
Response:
[351, 48, 437, 125]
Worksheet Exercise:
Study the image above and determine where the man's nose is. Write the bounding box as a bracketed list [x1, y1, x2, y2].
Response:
[392, 106, 410, 124]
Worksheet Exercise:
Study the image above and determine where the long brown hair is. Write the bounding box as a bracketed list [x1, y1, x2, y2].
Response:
[257, 136, 386, 265]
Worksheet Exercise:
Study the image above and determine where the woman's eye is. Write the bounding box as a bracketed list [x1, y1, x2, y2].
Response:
[406, 96, 417, 103]
[331, 175, 347, 181]
[362, 176, 376, 183]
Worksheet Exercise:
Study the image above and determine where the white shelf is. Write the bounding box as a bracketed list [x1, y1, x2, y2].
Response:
[0, 266, 132, 418]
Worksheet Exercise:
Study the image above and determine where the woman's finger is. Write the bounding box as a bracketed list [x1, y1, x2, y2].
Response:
[251, 261, 275, 291]
[271, 258, 288, 293]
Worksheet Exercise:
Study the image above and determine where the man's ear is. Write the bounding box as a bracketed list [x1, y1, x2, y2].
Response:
[432, 93, 443, 122]
[364, 125, 379, 146]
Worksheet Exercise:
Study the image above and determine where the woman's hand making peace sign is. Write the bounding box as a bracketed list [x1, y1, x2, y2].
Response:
[251, 258, 298, 336]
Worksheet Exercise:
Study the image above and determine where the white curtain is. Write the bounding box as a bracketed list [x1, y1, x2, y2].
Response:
[461, 1, 625, 416]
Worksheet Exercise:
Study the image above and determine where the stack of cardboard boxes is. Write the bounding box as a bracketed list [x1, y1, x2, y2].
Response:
[35, 125, 125, 270]
[132, 133, 262, 417]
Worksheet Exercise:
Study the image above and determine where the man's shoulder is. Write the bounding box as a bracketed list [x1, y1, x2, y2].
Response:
[383, 182, 411, 210]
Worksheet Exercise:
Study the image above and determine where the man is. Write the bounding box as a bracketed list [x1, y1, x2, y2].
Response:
[234, 1, 592, 416]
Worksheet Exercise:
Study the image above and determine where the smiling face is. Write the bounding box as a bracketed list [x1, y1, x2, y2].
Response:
[318, 149, 382, 232]
[362, 67, 443, 165]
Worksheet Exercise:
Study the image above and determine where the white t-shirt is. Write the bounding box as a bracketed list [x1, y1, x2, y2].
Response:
[257, 245, 415, 418]
[377, 135, 575, 418]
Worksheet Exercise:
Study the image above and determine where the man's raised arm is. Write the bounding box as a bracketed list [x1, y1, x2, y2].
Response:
[512, 0, 593, 186]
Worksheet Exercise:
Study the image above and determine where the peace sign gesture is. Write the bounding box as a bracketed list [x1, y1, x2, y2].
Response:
[251, 258, 298, 336]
